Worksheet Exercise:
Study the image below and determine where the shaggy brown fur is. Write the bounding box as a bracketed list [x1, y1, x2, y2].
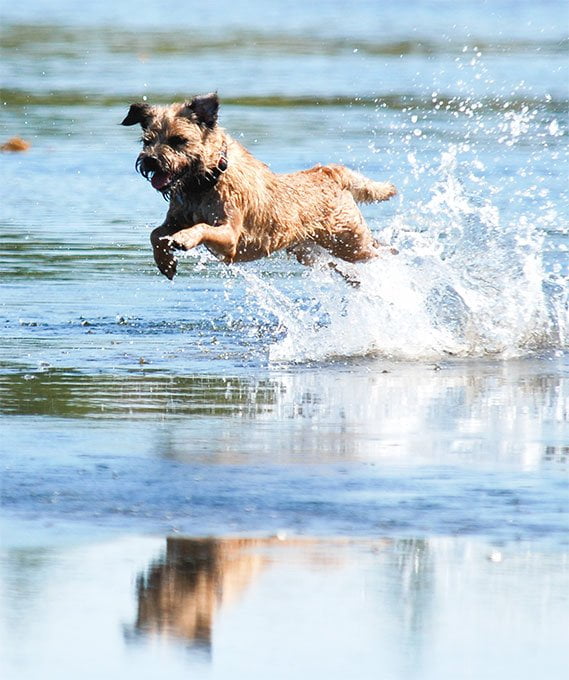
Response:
[121, 93, 396, 280]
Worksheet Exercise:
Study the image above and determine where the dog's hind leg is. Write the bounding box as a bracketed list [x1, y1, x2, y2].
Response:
[287, 241, 362, 287]
[312, 219, 379, 264]
[313, 194, 398, 264]
[287, 241, 323, 267]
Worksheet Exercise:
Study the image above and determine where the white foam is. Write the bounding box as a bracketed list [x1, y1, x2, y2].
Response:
[238, 146, 568, 363]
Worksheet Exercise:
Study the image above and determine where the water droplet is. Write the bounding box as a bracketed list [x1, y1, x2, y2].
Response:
[548, 119, 559, 136]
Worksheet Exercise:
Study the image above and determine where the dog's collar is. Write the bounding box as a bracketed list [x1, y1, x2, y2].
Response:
[214, 144, 229, 176]
[175, 144, 228, 198]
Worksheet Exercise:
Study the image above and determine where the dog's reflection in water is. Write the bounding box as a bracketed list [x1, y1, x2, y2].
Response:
[128, 537, 270, 650]
[127, 536, 364, 650]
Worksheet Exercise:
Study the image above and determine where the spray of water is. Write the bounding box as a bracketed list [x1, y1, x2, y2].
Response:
[236, 143, 568, 363]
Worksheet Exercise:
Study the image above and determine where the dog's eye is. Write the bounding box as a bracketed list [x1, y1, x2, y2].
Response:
[168, 135, 188, 149]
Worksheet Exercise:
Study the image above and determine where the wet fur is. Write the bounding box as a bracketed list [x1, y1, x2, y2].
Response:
[122, 93, 397, 279]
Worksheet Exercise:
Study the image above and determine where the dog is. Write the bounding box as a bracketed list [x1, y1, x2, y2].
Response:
[121, 93, 397, 280]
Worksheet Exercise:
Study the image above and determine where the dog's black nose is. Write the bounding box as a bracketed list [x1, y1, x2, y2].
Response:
[141, 156, 160, 173]
[137, 155, 161, 179]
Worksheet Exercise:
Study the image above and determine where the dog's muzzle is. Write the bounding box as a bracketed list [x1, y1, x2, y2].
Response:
[136, 155, 174, 191]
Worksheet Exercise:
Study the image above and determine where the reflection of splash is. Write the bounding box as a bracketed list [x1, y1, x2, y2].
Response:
[240, 146, 568, 362]
[390, 538, 434, 671]
[144, 361, 567, 471]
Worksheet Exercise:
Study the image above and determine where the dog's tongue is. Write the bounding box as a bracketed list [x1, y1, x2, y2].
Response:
[151, 171, 171, 190]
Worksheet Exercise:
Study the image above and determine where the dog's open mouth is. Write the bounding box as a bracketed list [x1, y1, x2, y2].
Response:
[137, 156, 176, 193]
[150, 170, 174, 191]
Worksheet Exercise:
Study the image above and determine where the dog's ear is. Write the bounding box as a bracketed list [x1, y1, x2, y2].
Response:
[186, 93, 220, 129]
[121, 103, 153, 128]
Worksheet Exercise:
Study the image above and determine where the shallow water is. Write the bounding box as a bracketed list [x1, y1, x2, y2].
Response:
[1, 531, 568, 680]
[1, 0, 569, 678]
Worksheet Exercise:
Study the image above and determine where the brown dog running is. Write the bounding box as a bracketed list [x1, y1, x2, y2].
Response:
[121, 93, 397, 280]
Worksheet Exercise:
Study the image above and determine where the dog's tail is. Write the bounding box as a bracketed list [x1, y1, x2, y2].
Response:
[327, 164, 397, 203]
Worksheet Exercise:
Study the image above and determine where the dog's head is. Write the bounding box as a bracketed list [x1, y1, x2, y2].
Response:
[121, 93, 220, 195]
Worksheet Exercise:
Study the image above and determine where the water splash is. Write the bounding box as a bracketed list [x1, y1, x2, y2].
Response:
[238, 146, 568, 363]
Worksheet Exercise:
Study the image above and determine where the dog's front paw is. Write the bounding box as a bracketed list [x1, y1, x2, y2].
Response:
[153, 241, 178, 279]
[159, 256, 178, 280]
[150, 226, 178, 279]
[161, 234, 193, 252]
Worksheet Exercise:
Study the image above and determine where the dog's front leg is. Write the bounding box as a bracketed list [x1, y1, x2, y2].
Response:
[162, 222, 240, 266]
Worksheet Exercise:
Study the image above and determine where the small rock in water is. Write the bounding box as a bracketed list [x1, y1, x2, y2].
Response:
[1, 137, 31, 152]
